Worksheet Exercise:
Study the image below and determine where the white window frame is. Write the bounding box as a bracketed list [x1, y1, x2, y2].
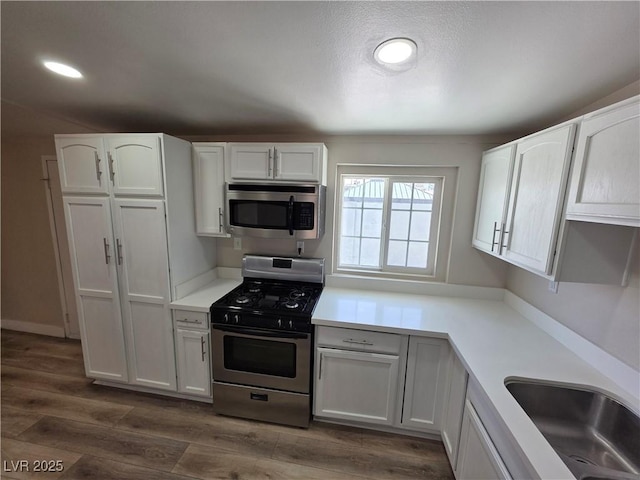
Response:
[333, 165, 457, 282]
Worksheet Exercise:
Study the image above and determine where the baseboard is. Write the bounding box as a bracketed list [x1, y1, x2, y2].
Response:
[503, 291, 639, 399]
[1, 318, 65, 338]
[93, 379, 213, 404]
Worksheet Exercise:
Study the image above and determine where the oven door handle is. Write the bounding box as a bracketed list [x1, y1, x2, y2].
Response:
[287, 195, 294, 235]
[212, 324, 308, 340]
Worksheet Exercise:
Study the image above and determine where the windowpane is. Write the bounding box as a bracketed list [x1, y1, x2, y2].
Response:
[360, 238, 381, 267]
[343, 178, 364, 208]
[341, 208, 361, 237]
[362, 209, 383, 238]
[389, 210, 410, 240]
[412, 183, 435, 211]
[364, 179, 385, 209]
[392, 183, 412, 210]
[409, 211, 431, 241]
[407, 242, 429, 268]
[340, 237, 360, 265]
[388, 240, 407, 266]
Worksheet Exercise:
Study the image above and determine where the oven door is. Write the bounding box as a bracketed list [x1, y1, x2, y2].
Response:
[211, 325, 310, 394]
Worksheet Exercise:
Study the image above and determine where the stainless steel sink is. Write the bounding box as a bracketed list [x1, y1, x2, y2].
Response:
[505, 379, 640, 480]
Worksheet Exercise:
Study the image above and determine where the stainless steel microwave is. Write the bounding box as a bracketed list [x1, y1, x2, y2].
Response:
[226, 184, 326, 239]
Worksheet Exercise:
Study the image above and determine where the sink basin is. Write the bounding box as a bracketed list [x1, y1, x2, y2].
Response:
[505, 380, 640, 480]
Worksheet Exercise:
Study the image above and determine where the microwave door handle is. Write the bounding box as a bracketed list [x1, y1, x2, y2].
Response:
[288, 196, 294, 235]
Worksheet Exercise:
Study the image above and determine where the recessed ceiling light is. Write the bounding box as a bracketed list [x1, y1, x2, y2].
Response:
[374, 38, 417, 66]
[43, 61, 83, 79]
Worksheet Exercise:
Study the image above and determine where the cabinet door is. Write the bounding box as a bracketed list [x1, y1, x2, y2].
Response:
[441, 349, 469, 468]
[566, 98, 640, 226]
[401, 337, 450, 432]
[457, 401, 512, 480]
[193, 144, 228, 236]
[229, 144, 273, 180]
[56, 136, 110, 195]
[503, 124, 576, 275]
[315, 347, 399, 425]
[275, 144, 323, 182]
[107, 136, 164, 197]
[112, 199, 176, 391]
[175, 328, 211, 397]
[472, 145, 515, 254]
[62, 197, 127, 382]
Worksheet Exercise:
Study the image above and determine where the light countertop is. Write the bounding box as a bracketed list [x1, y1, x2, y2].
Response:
[170, 278, 241, 312]
[312, 286, 639, 480]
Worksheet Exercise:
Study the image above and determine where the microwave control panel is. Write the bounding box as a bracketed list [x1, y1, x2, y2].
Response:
[294, 203, 315, 230]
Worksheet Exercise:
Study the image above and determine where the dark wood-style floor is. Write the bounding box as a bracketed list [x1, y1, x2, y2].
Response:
[1, 329, 454, 479]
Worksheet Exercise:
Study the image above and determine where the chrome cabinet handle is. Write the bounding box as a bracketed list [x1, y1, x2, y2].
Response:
[318, 353, 323, 380]
[116, 238, 123, 265]
[500, 223, 510, 254]
[201, 337, 206, 362]
[268, 148, 273, 177]
[491, 222, 501, 252]
[343, 338, 374, 346]
[274, 147, 279, 178]
[178, 318, 200, 324]
[218, 207, 224, 231]
[107, 152, 115, 183]
[103, 238, 111, 264]
[94, 152, 102, 182]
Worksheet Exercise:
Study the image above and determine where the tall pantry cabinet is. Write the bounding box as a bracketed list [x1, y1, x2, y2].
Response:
[55, 134, 216, 391]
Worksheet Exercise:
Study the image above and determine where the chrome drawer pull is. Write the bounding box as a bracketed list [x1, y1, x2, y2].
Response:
[178, 318, 201, 324]
[343, 339, 374, 346]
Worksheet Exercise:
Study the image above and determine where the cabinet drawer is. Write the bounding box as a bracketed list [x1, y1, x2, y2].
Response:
[316, 326, 403, 354]
[173, 310, 208, 330]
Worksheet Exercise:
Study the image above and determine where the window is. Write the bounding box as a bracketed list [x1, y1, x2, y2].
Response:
[335, 166, 456, 281]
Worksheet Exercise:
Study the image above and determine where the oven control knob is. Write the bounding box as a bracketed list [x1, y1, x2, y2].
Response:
[233, 314, 239, 324]
[288, 320, 293, 330]
[277, 318, 282, 328]
[223, 313, 229, 323]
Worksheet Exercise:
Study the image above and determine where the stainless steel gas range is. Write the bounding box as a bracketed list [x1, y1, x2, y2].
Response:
[209, 255, 324, 428]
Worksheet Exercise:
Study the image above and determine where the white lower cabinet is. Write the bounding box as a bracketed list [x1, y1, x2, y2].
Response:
[175, 328, 211, 397]
[457, 400, 512, 480]
[315, 347, 400, 425]
[441, 349, 469, 470]
[314, 326, 450, 433]
[401, 336, 450, 432]
[173, 310, 211, 398]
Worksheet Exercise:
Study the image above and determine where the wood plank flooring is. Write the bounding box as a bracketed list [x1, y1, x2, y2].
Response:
[1, 330, 454, 479]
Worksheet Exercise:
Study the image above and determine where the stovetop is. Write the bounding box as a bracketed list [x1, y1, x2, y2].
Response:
[210, 279, 323, 332]
[214, 279, 322, 315]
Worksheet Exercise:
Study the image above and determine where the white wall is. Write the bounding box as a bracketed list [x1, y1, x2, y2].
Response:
[505, 80, 640, 370]
[1, 102, 103, 333]
[207, 135, 514, 288]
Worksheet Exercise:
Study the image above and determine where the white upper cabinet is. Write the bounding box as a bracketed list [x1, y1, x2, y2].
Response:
[228, 143, 272, 180]
[503, 124, 576, 275]
[566, 96, 640, 227]
[56, 136, 110, 195]
[228, 143, 327, 184]
[56, 134, 165, 197]
[472, 145, 515, 254]
[192, 143, 228, 237]
[107, 136, 164, 197]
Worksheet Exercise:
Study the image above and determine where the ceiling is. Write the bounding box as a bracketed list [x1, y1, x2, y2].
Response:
[2, 1, 639, 137]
